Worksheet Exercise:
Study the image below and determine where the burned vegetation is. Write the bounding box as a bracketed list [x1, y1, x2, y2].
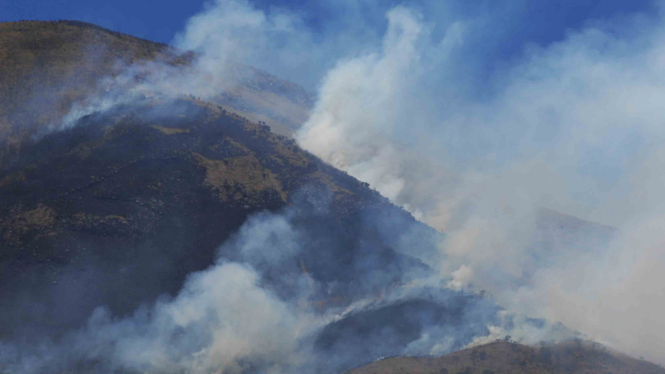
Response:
[0, 96, 419, 341]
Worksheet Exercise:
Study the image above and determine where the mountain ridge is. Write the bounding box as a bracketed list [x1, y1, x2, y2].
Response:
[0, 20, 312, 167]
[0, 93, 425, 339]
[346, 340, 665, 374]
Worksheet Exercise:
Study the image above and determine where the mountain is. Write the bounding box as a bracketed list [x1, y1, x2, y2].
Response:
[0, 96, 426, 337]
[0, 20, 660, 374]
[0, 23, 448, 370]
[346, 340, 665, 374]
[0, 20, 311, 166]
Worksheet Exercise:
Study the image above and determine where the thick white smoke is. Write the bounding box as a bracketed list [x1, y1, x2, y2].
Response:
[295, 2, 665, 364]
[296, 6, 458, 206]
[1, 204, 553, 373]
[1, 213, 316, 374]
[91, 262, 309, 374]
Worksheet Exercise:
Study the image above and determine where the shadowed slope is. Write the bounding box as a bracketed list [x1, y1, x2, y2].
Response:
[0, 97, 420, 340]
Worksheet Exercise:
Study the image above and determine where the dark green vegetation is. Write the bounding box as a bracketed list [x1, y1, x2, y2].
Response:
[346, 341, 665, 374]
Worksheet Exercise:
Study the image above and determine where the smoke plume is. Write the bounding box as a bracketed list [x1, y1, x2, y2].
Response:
[295, 1, 665, 364]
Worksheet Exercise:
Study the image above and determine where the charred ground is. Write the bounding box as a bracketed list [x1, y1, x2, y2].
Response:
[0, 20, 312, 166]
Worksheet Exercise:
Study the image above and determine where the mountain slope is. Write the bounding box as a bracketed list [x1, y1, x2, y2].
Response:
[0, 95, 426, 340]
[0, 20, 311, 166]
[346, 340, 665, 374]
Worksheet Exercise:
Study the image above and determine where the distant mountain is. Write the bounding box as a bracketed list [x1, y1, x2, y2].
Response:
[533, 208, 615, 252]
[346, 340, 665, 374]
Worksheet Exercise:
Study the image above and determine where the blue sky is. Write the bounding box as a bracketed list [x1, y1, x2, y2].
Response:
[1, 0, 207, 43]
[1, 0, 658, 97]
[2, 0, 655, 52]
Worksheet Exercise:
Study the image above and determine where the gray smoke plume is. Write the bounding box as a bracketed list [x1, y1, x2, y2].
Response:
[0, 200, 568, 374]
[295, 1, 665, 364]
[0, 211, 314, 374]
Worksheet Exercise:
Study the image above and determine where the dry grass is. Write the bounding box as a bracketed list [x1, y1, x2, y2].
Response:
[1, 204, 57, 245]
[0, 170, 25, 188]
[0, 20, 177, 122]
[0, 20, 314, 168]
[309, 170, 352, 196]
[346, 341, 665, 374]
[192, 152, 286, 202]
[270, 138, 310, 167]
[149, 124, 190, 135]
[23, 204, 57, 227]
[0, 21, 183, 166]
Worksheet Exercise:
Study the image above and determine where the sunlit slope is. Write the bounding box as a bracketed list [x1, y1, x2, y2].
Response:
[0, 20, 311, 165]
[346, 341, 665, 374]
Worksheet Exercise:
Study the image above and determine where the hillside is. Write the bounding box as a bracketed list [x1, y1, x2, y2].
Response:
[0, 95, 426, 339]
[347, 340, 665, 374]
[0, 20, 311, 166]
